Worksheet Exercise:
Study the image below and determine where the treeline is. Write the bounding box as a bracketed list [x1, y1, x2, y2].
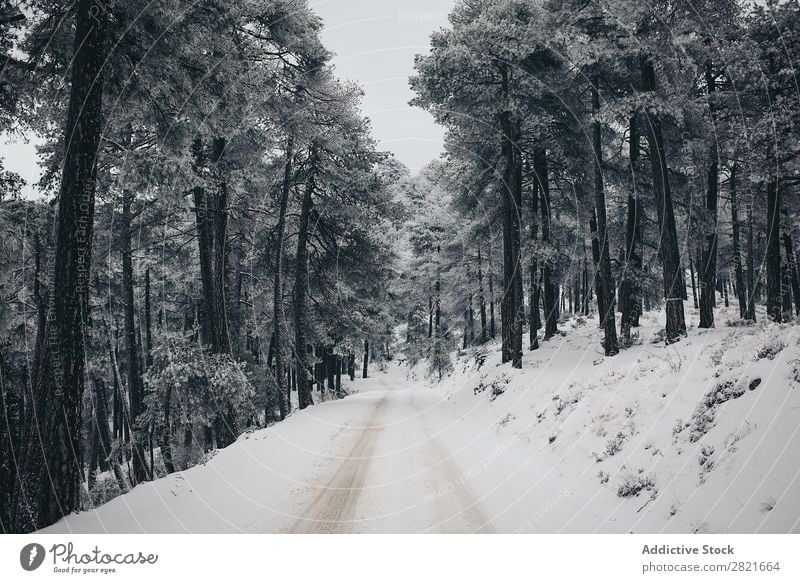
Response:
[405, 0, 800, 365]
[0, 0, 400, 533]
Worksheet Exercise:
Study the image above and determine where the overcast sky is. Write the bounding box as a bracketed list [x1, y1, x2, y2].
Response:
[311, 0, 454, 172]
[1, 0, 454, 198]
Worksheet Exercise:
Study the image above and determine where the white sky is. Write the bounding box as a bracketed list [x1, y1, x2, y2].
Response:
[1, 0, 453, 198]
[312, 0, 454, 172]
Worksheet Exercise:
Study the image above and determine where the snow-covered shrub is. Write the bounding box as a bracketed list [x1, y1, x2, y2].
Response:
[688, 377, 762, 441]
[471, 344, 490, 369]
[755, 337, 786, 361]
[616, 472, 657, 498]
[650, 329, 668, 344]
[604, 432, 627, 457]
[473, 373, 509, 400]
[725, 318, 755, 327]
[143, 332, 257, 453]
[85, 470, 126, 509]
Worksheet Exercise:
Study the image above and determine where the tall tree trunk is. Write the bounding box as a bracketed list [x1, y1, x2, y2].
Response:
[699, 59, 719, 329]
[294, 148, 315, 409]
[723, 275, 730, 307]
[90, 376, 111, 474]
[591, 73, 619, 355]
[362, 339, 369, 379]
[210, 137, 232, 356]
[765, 176, 782, 322]
[582, 254, 590, 315]
[746, 201, 757, 321]
[121, 190, 148, 484]
[534, 147, 557, 341]
[620, 114, 643, 342]
[467, 294, 475, 346]
[477, 247, 487, 343]
[782, 231, 800, 316]
[498, 94, 523, 368]
[730, 164, 747, 319]
[272, 135, 293, 420]
[144, 268, 153, 367]
[192, 140, 215, 347]
[488, 244, 496, 338]
[641, 57, 686, 343]
[15, 0, 109, 533]
[590, 210, 606, 326]
[529, 155, 540, 351]
[348, 353, 355, 381]
[427, 293, 433, 339]
[511, 126, 524, 367]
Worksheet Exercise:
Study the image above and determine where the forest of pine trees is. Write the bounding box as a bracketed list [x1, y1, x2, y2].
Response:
[1, 0, 799, 534]
[407, 0, 800, 363]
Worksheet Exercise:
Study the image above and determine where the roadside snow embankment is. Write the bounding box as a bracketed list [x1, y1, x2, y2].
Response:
[408, 311, 800, 533]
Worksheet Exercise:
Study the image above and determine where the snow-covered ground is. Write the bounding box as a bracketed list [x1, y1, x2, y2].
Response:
[43, 305, 800, 533]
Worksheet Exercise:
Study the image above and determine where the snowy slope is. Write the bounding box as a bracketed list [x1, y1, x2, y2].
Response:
[42, 305, 800, 533]
[411, 305, 800, 533]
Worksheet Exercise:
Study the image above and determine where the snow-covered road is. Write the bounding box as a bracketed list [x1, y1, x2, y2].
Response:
[42, 369, 498, 533]
[287, 376, 493, 533]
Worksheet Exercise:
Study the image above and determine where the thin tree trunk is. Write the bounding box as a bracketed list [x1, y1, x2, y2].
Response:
[498, 89, 523, 367]
[362, 339, 369, 379]
[488, 243, 496, 338]
[121, 189, 148, 484]
[591, 73, 619, 355]
[294, 148, 316, 410]
[90, 376, 112, 473]
[782, 232, 800, 316]
[534, 147, 557, 341]
[746, 201, 757, 321]
[272, 135, 293, 420]
[590, 210, 606, 325]
[529, 156, 540, 351]
[621, 114, 643, 342]
[348, 353, 355, 381]
[730, 164, 747, 319]
[478, 247, 487, 343]
[427, 293, 433, 339]
[144, 268, 153, 367]
[766, 176, 782, 322]
[699, 60, 719, 328]
[192, 140, 215, 347]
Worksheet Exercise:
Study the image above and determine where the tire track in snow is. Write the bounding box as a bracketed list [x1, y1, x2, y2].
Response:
[288, 394, 388, 533]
